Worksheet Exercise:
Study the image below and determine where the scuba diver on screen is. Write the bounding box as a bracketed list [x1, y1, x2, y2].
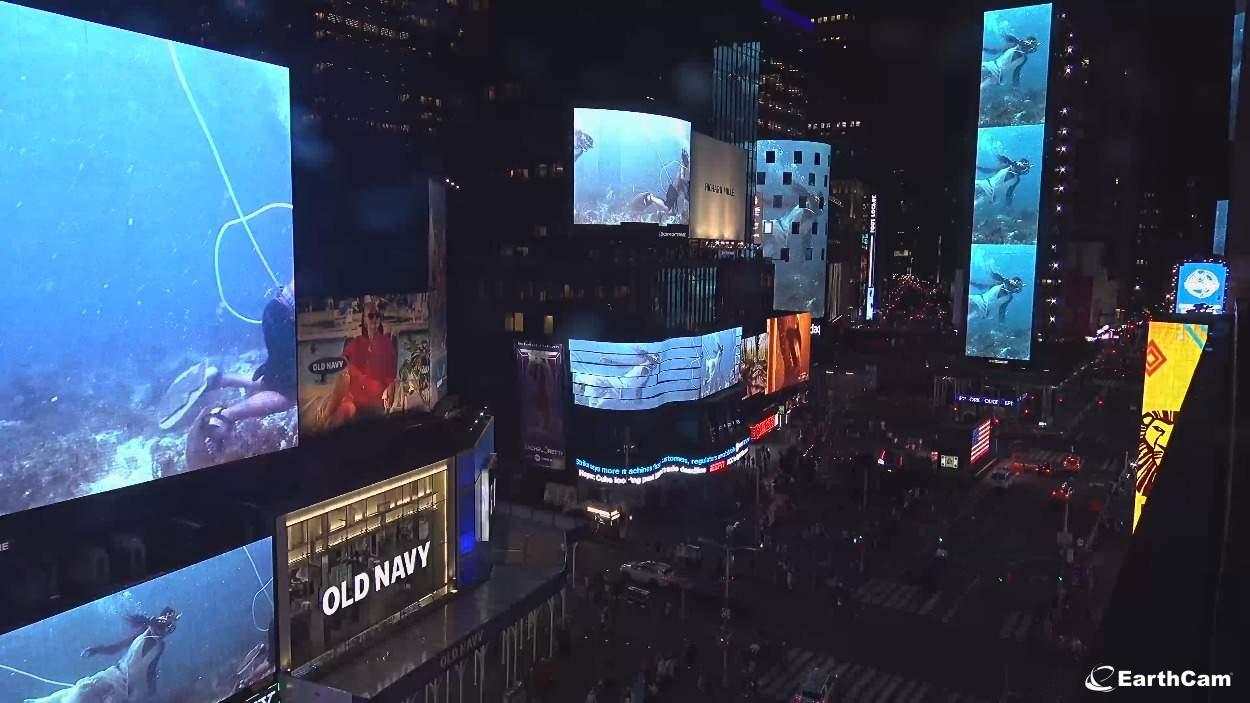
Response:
[23, 608, 180, 703]
[981, 34, 1041, 88]
[968, 272, 1026, 323]
[974, 155, 1031, 207]
[626, 148, 690, 219]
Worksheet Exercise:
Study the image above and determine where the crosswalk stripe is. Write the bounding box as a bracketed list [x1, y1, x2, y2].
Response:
[854, 578, 881, 599]
[844, 668, 879, 702]
[762, 649, 817, 697]
[863, 673, 899, 702]
[1013, 613, 1033, 641]
[866, 581, 899, 605]
[894, 680, 917, 702]
[757, 648, 805, 693]
[883, 585, 916, 609]
[918, 591, 942, 615]
[908, 683, 929, 703]
[999, 611, 1020, 638]
[874, 675, 904, 702]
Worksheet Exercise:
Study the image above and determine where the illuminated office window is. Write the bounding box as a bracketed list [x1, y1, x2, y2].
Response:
[543, 315, 554, 335]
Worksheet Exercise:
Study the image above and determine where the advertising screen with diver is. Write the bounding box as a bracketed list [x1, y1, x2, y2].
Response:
[0, 3, 296, 517]
[297, 293, 439, 436]
[0, 539, 275, 703]
[966, 3, 1052, 362]
[755, 140, 831, 317]
[573, 108, 692, 226]
[978, 4, 1052, 128]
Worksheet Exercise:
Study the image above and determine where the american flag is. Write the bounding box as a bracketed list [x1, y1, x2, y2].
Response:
[970, 419, 992, 464]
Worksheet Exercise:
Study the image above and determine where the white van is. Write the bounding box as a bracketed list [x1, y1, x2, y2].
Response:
[990, 467, 1015, 490]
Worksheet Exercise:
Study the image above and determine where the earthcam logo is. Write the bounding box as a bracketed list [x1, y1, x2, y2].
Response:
[1085, 665, 1233, 692]
[1085, 666, 1116, 692]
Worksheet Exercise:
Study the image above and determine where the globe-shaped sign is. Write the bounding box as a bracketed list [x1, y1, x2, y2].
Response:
[1183, 268, 1221, 299]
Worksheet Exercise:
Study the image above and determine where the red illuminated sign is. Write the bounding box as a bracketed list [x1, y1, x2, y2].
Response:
[750, 415, 778, 441]
[709, 459, 728, 473]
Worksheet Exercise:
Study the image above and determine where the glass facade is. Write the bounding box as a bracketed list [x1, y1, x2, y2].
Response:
[712, 42, 762, 239]
[282, 462, 451, 672]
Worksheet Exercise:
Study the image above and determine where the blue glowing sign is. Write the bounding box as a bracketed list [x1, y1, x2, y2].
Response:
[1175, 261, 1228, 314]
[576, 437, 750, 485]
[965, 4, 1052, 362]
[1214, 200, 1228, 256]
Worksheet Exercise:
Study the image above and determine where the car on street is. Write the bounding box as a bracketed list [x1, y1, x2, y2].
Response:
[792, 667, 839, 703]
[990, 467, 1015, 491]
[1050, 481, 1074, 505]
[1062, 453, 1083, 473]
[620, 561, 676, 587]
[1035, 462, 1054, 476]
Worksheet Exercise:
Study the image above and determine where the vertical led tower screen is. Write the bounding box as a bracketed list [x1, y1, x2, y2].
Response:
[965, 3, 1052, 362]
[0, 2, 296, 518]
[573, 108, 692, 226]
[1232, 1, 1245, 140]
[756, 140, 831, 316]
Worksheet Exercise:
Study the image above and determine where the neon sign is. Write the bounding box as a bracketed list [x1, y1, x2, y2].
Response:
[576, 438, 750, 485]
[750, 414, 778, 440]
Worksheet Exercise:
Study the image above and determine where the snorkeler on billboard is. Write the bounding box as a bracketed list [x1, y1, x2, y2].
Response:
[22, 607, 179, 703]
[626, 148, 690, 220]
[974, 155, 1031, 207]
[159, 280, 297, 467]
[981, 34, 1040, 88]
[968, 271, 1026, 323]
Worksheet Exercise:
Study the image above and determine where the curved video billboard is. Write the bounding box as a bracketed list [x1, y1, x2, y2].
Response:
[0, 2, 296, 517]
[573, 108, 692, 226]
[965, 3, 1052, 361]
[756, 140, 830, 316]
[766, 313, 811, 394]
[570, 327, 742, 411]
[0, 540, 275, 703]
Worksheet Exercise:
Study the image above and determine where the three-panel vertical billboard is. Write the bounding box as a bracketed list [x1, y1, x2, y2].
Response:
[965, 3, 1052, 361]
[516, 342, 567, 470]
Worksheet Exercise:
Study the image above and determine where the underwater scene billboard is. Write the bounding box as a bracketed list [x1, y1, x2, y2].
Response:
[570, 327, 742, 411]
[297, 293, 439, 436]
[573, 108, 692, 226]
[0, 539, 275, 703]
[0, 2, 296, 517]
[966, 3, 1052, 361]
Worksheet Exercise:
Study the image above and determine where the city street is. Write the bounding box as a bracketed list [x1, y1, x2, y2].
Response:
[542, 393, 1139, 703]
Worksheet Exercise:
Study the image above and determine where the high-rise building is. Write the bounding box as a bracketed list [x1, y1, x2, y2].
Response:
[808, 10, 871, 179]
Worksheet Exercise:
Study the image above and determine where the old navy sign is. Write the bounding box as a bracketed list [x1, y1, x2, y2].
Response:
[321, 541, 432, 616]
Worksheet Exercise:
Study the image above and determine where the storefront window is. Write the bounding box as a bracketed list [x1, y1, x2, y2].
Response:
[283, 463, 452, 673]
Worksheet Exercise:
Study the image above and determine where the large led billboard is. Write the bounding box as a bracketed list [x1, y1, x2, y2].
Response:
[756, 140, 831, 316]
[0, 540, 275, 703]
[573, 108, 692, 226]
[1174, 261, 1228, 314]
[740, 332, 769, 398]
[570, 327, 742, 411]
[1214, 200, 1229, 256]
[689, 132, 747, 240]
[297, 293, 440, 436]
[766, 313, 811, 394]
[516, 342, 567, 470]
[0, 3, 295, 517]
[965, 3, 1052, 362]
[1136, 322, 1207, 531]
